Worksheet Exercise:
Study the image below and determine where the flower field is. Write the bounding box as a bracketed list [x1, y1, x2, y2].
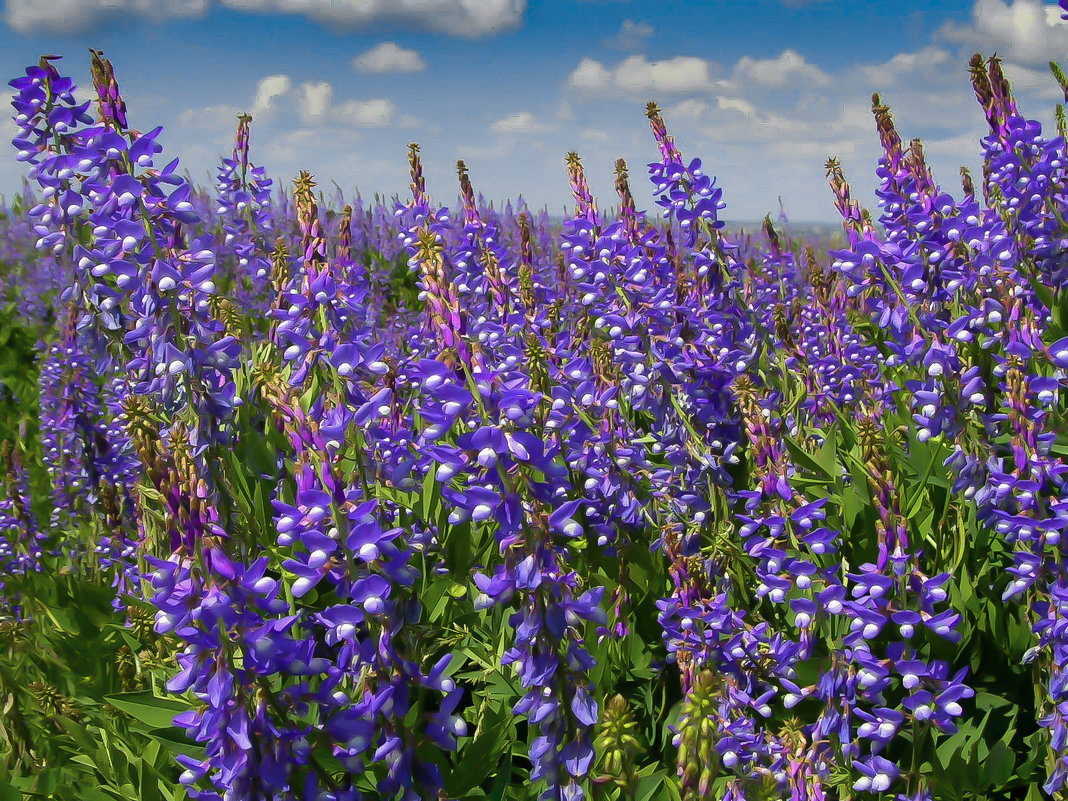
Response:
[3, 41, 1068, 801]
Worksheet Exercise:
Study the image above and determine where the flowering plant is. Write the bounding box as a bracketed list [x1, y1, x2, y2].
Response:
[1, 50, 1068, 801]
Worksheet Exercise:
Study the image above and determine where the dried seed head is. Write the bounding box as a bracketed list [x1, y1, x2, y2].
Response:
[518, 212, 532, 268]
[337, 203, 353, 262]
[234, 112, 252, 171]
[856, 416, 883, 455]
[116, 645, 138, 688]
[120, 396, 162, 468]
[269, 236, 290, 302]
[29, 681, 66, 718]
[906, 137, 934, 194]
[566, 151, 598, 224]
[524, 332, 550, 395]
[293, 172, 327, 270]
[987, 55, 1018, 121]
[210, 296, 242, 338]
[457, 160, 480, 225]
[960, 165, 975, 198]
[871, 93, 904, 171]
[646, 100, 682, 163]
[763, 214, 781, 256]
[89, 48, 128, 130]
[614, 158, 639, 238]
[969, 53, 998, 131]
[773, 304, 791, 344]
[732, 373, 759, 407]
[127, 605, 156, 642]
[409, 142, 426, 206]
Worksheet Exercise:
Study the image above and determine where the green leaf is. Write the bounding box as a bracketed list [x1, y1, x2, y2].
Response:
[0, 780, 21, 801]
[635, 771, 667, 801]
[841, 484, 867, 533]
[984, 740, 1015, 789]
[104, 691, 192, 730]
[1024, 269, 1056, 321]
[814, 424, 840, 474]
[77, 787, 120, 801]
[145, 726, 206, 759]
[243, 431, 280, 478]
[140, 754, 163, 801]
[972, 691, 1012, 712]
[421, 466, 440, 522]
[445, 521, 473, 577]
[487, 754, 512, 801]
[782, 436, 834, 480]
[446, 702, 512, 796]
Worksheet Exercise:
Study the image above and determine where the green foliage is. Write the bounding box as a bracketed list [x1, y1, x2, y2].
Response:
[0, 302, 39, 441]
[1, 235, 1065, 801]
[0, 571, 190, 800]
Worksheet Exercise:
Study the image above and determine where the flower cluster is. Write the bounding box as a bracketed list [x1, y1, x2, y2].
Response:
[5, 48, 1068, 801]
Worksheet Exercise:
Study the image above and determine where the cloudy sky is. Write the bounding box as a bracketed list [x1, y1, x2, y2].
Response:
[1, 0, 1066, 222]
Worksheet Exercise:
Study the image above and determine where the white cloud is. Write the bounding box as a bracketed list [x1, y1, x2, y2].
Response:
[616, 55, 713, 93]
[179, 76, 398, 139]
[351, 42, 426, 73]
[244, 75, 397, 129]
[569, 54, 713, 95]
[1000, 60, 1064, 99]
[921, 131, 986, 159]
[703, 106, 816, 144]
[715, 97, 754, 117]
[941, 0, 1068, 66]
[177, 103, 243, 129]
[834, 102, 875, 134]
[220, 0, 524, 36]
[5, 0, 525, 36]
[398, 113, 433, 129]
[603, 19, 654, 50]
[334, 98, 395, 127]
[299, 81, 333, 120]
[11, 1, 1068, 229]
[252, 74, 292, 115]
[455, 139, 515, 160]
[5, 0, 206, 33]
[732, 49, 830, 88]
[569, 58, 613, 91]
[490, 110, 550, 134]
[259, 127, 322, 163]
[860, 46, 952, 85]
[773, 137, 859, 160]
[668, 98, 712, 118]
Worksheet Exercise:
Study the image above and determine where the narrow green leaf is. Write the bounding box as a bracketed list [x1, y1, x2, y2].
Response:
[635, 771, 666, 801]
[422, 466, 440, 522]
[445, 702, 511, 796]
[104, 691, 192, 730]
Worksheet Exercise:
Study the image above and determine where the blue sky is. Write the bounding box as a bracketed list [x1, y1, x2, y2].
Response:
[1, 0, 1066, 222]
